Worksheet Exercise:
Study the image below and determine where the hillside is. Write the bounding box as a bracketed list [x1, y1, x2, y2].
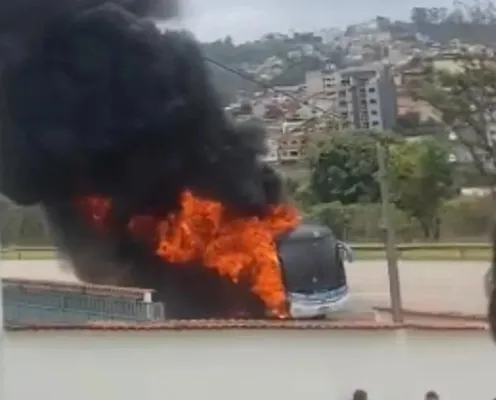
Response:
[201, 33, 339, 102]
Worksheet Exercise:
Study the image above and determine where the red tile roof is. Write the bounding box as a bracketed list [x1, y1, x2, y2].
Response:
[6, 318, 488, 332]
[375, 307, 487, 322]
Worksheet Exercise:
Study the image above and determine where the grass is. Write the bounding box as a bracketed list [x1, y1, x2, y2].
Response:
[354, 248, 491, 261]
[0, 247, 491, 262]
[1, 250, 57, 260]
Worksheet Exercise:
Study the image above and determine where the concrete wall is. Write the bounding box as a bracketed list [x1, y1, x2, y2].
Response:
[3, 329, 495, 400]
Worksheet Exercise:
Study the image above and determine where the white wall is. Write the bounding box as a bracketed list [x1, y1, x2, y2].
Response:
[366, 80, 382, 130]
[3, 329, 495, 400]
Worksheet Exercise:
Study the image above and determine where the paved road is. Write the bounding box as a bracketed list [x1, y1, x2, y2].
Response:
[0, 259, 490, 314]
[346, 260, 488, 314]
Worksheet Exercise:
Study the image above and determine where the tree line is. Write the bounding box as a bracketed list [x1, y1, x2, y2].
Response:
[286, 132, 479, 242]
[374, 3, 496, 44]
[409, 2, 496, 44]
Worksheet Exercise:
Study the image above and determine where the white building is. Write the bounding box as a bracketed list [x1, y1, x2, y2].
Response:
[263, 137, 279, 163]
[4, 325, 494, 400]
[305, 63, 397, 130]
[334, 63, 397, 131]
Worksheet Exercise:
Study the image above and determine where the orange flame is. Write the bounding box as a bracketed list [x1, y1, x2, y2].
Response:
[77, 195, 112, 227]
[75, 190, 300, 317]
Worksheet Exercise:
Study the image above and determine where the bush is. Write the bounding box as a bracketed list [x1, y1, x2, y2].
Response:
[302, 195, 494, 242]
[440, 196, 492, 240]
[0, 192, 494, 245]
[304, 202, 351, 239]
[305, 202, 417, 242]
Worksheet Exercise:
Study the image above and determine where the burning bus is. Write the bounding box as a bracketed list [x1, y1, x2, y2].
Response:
[65, 193, 351, 320]
[277, 223, 350, 318]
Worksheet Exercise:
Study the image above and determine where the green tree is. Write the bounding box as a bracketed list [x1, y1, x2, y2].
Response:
[408, 4, 496, 45]
[416, 53, 496, 185]
[411, 7, 429, 26]
[223, 35, 234, 47]
[416, 52, 496, 326]
[376, 16, 392, 31]
[284, 176, 300, 198]
[309, 132, 380, 205]
[305, 202, 351, 239]
[394, 112, 447, 137]
[390, 139, 456, 239]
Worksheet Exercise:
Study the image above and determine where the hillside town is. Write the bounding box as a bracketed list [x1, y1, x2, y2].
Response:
[214, 6, 496, 172]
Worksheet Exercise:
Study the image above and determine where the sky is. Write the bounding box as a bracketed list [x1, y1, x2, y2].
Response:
[167, 0, 457, 43]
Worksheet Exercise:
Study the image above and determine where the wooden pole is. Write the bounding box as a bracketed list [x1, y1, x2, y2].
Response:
[0, 230, 4, 400]
[376, 140, 403, 323]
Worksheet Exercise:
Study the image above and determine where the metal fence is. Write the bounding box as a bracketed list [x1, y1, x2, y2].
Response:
[2, 282, 165, 327]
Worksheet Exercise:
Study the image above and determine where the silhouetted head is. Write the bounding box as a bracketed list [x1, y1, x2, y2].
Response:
[425, 390, 439, 400]
[352, 389, 368, 400]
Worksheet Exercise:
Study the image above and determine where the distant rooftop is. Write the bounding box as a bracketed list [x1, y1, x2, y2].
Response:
[340, 61, 389, 75]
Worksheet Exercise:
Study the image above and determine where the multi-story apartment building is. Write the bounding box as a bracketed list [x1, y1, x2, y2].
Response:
[336, 63, 397, 130]
[305, 63, 397, 130]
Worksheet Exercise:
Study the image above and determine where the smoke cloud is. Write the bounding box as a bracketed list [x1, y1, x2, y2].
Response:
[0, 0, 290, 318]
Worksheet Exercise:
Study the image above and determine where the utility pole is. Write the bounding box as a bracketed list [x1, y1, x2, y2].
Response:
[376, 140, 403, 323]
[0, 223, 4, 333]
[0, 234, 2, 334]
[0, 230, 4, 400]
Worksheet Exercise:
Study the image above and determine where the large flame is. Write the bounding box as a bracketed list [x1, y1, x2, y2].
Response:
[75, 190, 300, 317]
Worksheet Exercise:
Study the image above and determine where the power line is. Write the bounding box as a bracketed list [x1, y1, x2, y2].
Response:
[203, 56, 342, 118]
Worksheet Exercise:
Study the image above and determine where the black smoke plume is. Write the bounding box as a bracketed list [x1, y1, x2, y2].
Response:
[0, 0, 287, 318]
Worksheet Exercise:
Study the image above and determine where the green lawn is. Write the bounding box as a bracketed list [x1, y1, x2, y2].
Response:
[354, 248, 491, 261]
[1, 250, 57, 260]
[0, 246, 492, 262]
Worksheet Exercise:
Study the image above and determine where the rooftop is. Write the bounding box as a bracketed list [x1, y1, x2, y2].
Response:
[6, 316, 488, 332]
[3, 277, 152, 299]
